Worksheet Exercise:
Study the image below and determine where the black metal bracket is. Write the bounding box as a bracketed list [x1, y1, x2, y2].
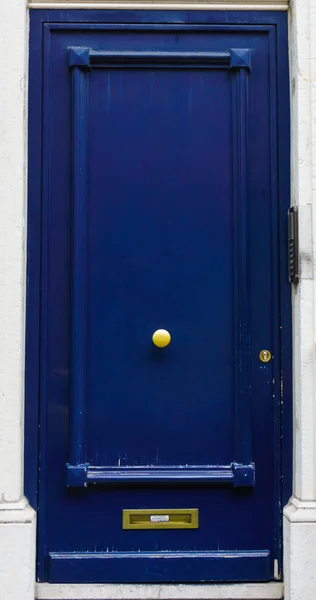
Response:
[288, 206, 299, 284]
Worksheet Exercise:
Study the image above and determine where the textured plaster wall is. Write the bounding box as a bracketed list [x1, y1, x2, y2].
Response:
[290, 0, 316, 502]
[0, 0, 28, 503]
[0, 0, 316, 598]
[0, 1, 36, 599]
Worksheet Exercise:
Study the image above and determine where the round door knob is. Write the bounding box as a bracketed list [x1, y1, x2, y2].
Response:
[152, 329, 171, 348]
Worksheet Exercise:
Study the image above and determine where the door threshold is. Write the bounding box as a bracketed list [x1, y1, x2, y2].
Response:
[35, 582, 283, 600]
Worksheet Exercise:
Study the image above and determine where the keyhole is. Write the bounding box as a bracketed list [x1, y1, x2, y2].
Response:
[259, 349, 272, 363]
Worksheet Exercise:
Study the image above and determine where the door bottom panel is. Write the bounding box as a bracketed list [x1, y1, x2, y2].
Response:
[49, 551, 271, 583]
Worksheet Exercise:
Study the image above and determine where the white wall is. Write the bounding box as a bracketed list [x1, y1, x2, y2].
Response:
[0, 1, 36, 599]
[0, 0, 27, 505]
[283, 1, 316, 595]
[1, 0, 316, 598]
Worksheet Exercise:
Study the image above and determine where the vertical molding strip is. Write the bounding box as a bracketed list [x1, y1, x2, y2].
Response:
[238, 67, 251, 464]
[231, 51, 252, 466]
[68, 57, 89, 471]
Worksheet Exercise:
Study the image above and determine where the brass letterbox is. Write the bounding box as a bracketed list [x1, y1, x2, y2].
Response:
[122, 508, 198, 530]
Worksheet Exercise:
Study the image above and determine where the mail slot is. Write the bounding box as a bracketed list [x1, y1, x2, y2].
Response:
[122, 509, 199, 530]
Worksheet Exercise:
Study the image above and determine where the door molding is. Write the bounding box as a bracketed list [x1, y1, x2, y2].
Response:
[48, 550, 272, 584]
[66, 41, 255, 488]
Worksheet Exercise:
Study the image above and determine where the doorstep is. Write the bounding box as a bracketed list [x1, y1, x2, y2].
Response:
[35, 582, 284, 600]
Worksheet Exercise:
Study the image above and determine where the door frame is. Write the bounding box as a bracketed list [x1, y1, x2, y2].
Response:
[25, 7, 292, 580]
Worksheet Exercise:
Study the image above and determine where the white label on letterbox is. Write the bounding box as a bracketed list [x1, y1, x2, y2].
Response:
[150, 515, 170, 523]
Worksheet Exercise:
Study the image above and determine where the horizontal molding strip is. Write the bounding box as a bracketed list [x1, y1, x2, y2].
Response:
[35, 582, 284, 600]
[90, 49, 231, 65]
[29, 1, 288, 9]
[66, 463, 255, 486]
[49, 550, 270, 560]
[68, 46, 252, 69]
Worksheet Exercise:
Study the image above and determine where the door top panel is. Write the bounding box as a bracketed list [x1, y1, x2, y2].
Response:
[46, 26, 273, 485]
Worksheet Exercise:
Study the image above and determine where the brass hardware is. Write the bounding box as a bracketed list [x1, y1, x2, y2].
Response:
[259, 350, 272, 363]
[152, 329, 171, 348]
[123, 508, 198, 530]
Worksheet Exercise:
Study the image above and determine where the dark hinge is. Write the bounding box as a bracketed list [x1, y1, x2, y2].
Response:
[288, 206, 299, 284]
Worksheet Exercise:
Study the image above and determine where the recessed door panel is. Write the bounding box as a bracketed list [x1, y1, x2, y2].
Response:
[87, 66, 234, 468]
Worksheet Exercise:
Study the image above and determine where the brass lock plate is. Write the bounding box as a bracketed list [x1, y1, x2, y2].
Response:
[259, 349, 272, 363]
[123, 508, 198, 530]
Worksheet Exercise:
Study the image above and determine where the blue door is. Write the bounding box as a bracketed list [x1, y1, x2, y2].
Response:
[28, 10, 290, 584]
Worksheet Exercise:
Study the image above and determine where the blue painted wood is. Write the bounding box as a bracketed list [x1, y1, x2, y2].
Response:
[266, 26, 282, 575]
[275, 16, 292, 576]
[26, 10, 291, 585]
[24, 13, 43, 513]
[230, 48, 251, 71]
[34, 24, 53, 582]
[231, 63, 251, 467]
[68, 47, 252, 69]
[69, 47, 232, 67]
[48, 550, 271, 583]
[30, 11, 289, 25]
[66, 42, 254, 488]
[69, 60, 88, 467]
[66, 463, 255, 486]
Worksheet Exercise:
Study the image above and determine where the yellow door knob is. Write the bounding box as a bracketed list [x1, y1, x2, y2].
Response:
[152, 329, 171, 348]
